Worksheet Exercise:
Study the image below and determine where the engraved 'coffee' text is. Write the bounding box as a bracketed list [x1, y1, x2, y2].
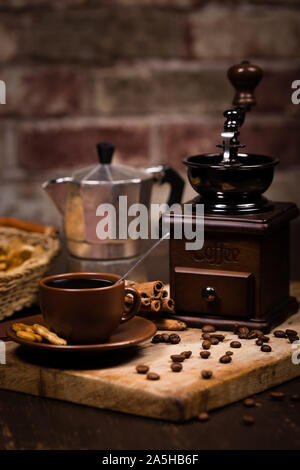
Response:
[191, 242, 240, 265]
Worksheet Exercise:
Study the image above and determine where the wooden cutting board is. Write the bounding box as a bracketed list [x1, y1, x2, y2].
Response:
[1, 283, 300, 422]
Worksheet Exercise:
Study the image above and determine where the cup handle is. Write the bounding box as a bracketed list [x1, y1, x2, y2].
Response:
[121, 287, 141, 323]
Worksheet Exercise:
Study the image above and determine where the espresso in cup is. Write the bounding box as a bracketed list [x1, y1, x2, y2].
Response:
[40, 273, 141, 345]
[46, 278, 114, 290]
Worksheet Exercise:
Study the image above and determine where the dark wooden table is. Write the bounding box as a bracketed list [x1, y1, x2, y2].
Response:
[1, 309, 300, 450]
[0, 378, 300, 450]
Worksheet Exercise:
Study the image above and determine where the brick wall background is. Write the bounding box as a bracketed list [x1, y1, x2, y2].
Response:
[0, 0, 299, 275]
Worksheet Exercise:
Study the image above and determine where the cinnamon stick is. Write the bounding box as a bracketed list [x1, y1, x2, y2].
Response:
[133, 281, 164, 298]
[124, 293, 152, 310]
[141, 296, 151, 307]
[161, 298, 175, 312]
[139, 299, 161, 314]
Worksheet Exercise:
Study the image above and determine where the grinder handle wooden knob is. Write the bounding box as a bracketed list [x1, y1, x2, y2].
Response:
[227, 60, 263, 108]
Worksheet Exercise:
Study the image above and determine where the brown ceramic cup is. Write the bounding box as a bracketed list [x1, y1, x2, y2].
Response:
[39, 272, 141, 345]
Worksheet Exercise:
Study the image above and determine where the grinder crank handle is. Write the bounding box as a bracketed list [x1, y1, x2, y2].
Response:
[227, 60, 263, 109]
[219, 61, 263, 164]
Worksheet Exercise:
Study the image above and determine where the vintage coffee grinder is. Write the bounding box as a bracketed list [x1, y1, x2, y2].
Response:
[168, 61, 299, 332]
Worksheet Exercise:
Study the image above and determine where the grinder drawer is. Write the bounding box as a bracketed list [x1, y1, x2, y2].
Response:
[174, 267, 255, 318]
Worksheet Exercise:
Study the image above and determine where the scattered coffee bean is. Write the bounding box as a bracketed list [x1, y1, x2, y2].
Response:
[256, 339, 263, 346]
[230, 341, 241, 348]
[210, 337, 219, 345]
[261, 344, 272, 352]
[247, 331, 258, 340]
[238, 327, 249, 335]
[270, 391, 285, 401]
[286, 329, 297, 337]
[161, 333, 170, 343]
[252, 329, 264, 337]
[171, 354, 185, 363]
[171, 363, 182, 372]
[202, 340, 211, 350]
[202, 333, 211, 340]
[288, 335, 299, 343]
[260, 336, 270, 343]
[147, 372, 160, 380]
[233, 323, 240, 334]
[202, 325, 216, 333]
[291, 394, 300, 401]
[219, 355, 232, 364]
[136, 365, 149, 374]
[200, 351, 211, 359]
[242, 415, 255, 426]
[181, 351, 192, 359]
[274, 330, 287, 338]
[211, 334, 225, 342]
[152, 334, 162, 344]
[226, 351, 233, 356]
[244, 398, 255, 408]
[198, 412, 210, 422]
[201, 370, 213, 379]
[169, 333, 181, 344]
[238, 333, 248, 340]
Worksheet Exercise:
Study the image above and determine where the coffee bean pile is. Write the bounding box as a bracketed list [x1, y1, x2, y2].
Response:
[233, 325, 265, 340]
[147, 324, 299, 402]
[231, 323, 300, 356]
[230, 324, 276, 354]
[199, 325, 233, 365]
[202, 333, 225, 342]
[170, 350, 192, 372]
[231, 324, 299, 350]
[274, 328, 299, 343]
[136, 341, 191, 378]
[151, 333, 181, 344]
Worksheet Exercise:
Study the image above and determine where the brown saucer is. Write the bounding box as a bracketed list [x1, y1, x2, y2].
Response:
[6, 315, 156, 354]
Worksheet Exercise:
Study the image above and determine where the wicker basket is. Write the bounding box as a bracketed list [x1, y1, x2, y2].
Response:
[0, 226, 60, 321]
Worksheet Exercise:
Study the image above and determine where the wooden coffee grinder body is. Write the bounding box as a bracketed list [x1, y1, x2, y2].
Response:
[169, 202, 299, 332]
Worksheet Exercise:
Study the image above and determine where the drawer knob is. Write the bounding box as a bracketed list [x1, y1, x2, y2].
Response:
[201, 286, 216, 302]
